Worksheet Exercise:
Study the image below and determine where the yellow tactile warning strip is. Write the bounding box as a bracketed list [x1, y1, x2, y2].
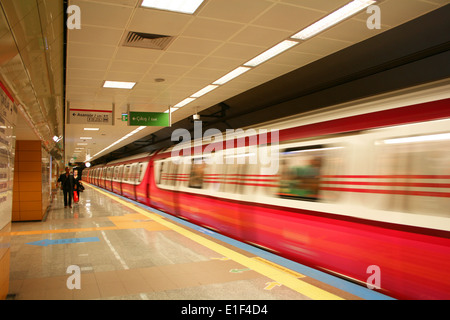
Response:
[86, 184, 344, 300]
[8, 213, 170, 237]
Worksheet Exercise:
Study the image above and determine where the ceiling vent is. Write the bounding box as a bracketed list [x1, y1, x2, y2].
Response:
[122, 31, 175, 50]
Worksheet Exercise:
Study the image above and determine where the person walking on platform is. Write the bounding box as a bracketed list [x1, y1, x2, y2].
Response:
[73, 169, 82, 203]
[58, 167, 75, 208]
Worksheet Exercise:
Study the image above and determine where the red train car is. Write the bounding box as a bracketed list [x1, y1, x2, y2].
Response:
[86, 83, 450, 299]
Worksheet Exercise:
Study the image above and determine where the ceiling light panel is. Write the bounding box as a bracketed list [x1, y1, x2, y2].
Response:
[191, 85, 219, 98]
[244, 40, 299, 67]
[103, 81, 136, 89]
[213, 67, 251, 85]
[174, 97, 196, 108]
[141, 0, 205, 14]
[291, 0, 377, 40]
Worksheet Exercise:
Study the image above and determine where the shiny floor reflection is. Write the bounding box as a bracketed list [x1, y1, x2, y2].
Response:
[8, 186, 356, 300]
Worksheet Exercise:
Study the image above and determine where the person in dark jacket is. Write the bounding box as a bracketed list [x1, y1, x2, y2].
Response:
[73, 169, 82, 202]
[57, 167, 75, 208]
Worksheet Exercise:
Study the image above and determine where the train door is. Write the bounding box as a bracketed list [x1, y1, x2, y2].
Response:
[116, 165, 124, 195]
[130, 163, 138, 200]
[168, 159, 180, 216]
[136, 162, 149, 205]
[107, 167, 113, 191]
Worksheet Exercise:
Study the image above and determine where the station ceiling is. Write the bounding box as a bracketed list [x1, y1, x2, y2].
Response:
[0, 1, 449, 167]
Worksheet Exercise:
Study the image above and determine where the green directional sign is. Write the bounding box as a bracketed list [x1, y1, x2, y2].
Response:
[128, 111, 170, 127]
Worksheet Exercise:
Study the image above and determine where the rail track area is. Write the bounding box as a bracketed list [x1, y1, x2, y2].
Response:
[7, 183, 393, 303]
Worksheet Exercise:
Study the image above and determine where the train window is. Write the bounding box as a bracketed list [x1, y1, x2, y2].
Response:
[123, 165, 131, 182]
[117, 165, 124, 181]
[130, 163, 138, 184]
[168, 161, 179, 186]
[189, 157, 206, 189]
[113, 166, 119, 181]
[137, 162, 148, 184]
[374, 132, 450, 217]
[155, 161, 164, 185]
[278, 145, 344, 202]
[155, 160, 177, 187]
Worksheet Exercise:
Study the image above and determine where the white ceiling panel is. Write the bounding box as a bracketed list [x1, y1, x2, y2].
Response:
[62, 0, 448, 165]
[197, 0, 274, 23]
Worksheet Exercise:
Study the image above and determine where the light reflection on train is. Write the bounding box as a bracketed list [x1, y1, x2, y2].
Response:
[84, 87, 450, 300]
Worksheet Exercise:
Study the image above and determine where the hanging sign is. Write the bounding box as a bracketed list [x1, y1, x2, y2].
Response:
[68, 109, 113, 125]
[128, 111, 170, 127]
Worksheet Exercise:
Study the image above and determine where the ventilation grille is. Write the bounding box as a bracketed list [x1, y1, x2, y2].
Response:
[122, 31, 174, 50]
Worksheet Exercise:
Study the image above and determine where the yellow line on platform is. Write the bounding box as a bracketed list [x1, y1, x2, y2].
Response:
[10, 226, 120, 236]
[87, 183, 344, 300]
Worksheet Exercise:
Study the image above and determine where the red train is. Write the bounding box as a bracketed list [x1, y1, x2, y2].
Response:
[84, 83, 450, 300]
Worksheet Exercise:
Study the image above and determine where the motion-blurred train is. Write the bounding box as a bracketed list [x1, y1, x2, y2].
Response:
[84, 82, 450, 300]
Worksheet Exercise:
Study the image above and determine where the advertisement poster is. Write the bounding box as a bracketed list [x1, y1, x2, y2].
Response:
[0, 82, 17, 232]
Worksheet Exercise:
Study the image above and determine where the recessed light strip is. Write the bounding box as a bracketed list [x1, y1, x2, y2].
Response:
[103, 81, 136, 89]
[291, 0, 377, 40]
[244, 40, 299, 67]
[166, 0, 377, 116]
[191, 85, 219, 98]
[91, 126, 146, 160]
[173, 97, 196, 109]
[213, 67, 251, 86]
[141, 0, 205, 14]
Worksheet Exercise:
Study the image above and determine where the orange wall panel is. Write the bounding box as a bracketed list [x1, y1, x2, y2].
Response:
[19, 211, 43, 221]
[18, 181, 41, 192]
[19, 201, 42, 212]
[18, 172, 41, 182]
[18, 151, 41, 162]
[16, 140, 41, 151]
[19, 192, 41, 202]
[0, 250, 10, 300]
[12, 140, 47, 222]
[18, 162, 41, 172]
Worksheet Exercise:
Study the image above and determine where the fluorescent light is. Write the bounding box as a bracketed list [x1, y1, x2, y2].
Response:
[80, 137, 93, 140]
[191, 85, 219, 98]
[141, 0, 204, 14]
[92, 126, 147, 159]
[84, 128, 100, 131]
[291, 0, 376, 40]
[382, 133, 450, 145]
[213, 67, 251, 85]
[103, 81, 136, 89]
[244, 40, 299, 67]
[164, 108, 178, 114]
[174, 97, 196, 109]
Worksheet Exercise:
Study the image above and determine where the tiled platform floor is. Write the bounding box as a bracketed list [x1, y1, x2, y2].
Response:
[7, 184, 362, 300]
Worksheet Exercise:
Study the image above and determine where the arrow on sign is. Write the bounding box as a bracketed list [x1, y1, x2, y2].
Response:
[264, 282, 282, 291]
[26, 237, 100, 247]
[211, 257, 230, 261]
[230, 268, 251, 274]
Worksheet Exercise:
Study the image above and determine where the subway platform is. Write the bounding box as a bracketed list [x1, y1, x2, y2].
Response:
[7, 183, 393, 302]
